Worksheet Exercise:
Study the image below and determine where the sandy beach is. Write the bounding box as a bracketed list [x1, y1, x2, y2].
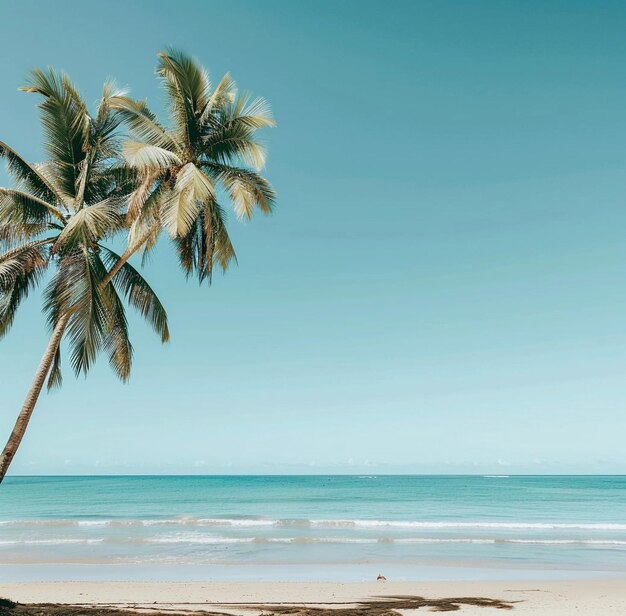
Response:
[1, 579, 626, 615]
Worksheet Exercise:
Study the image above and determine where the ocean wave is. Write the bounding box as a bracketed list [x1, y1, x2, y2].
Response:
[310, 520, 626, 531]
[0, 520, 80, 528]
[2, 518, 626, 531]
[0, 538, 104, 546]
[3, 536, 625, 547]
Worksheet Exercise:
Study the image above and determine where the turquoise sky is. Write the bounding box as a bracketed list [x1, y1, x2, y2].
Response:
[1, 0, 626, 475]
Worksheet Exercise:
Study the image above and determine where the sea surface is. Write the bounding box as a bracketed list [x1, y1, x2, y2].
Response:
[1, 475, 626, 582]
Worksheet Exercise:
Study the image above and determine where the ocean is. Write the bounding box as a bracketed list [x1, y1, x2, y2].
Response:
[1, 475, 625, 582]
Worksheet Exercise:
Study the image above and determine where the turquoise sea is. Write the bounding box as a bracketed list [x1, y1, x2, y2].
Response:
[1, 475, 626, 582]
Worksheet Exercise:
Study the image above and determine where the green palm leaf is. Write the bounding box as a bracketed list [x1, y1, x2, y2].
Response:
[101, 247, 169, 343]
[0, 187, 66, 230]
[201, 120, 268, 170]
[44, 251, 108, 377]
[0, 141, 61, 204]
[108, 96, 180, 152]
[47, 346, 63, 390]
[205, 163, 275, 218]
[157, 49, 210, 147]
[199, 73, 236, 124]
[20, 68, 90, 203]
[53, 196, 124, 254]
[159, 162, 215, 237]
[0, 240, 51, 339]
[122, 141, 182, 173]
[99, 258, 133, 381]
[176, 201, 236, 282]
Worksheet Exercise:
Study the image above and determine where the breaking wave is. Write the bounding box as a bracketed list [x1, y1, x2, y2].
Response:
[2, 518, 626, 531]
[2, 535, 626, 547]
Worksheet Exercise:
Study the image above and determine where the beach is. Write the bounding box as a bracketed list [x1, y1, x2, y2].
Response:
[1, 580, 626, 615]
[2, 476, 626, 613]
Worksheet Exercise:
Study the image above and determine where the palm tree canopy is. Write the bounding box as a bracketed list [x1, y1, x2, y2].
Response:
[0, 69, 169, 388]
[110, 49, 277, 283]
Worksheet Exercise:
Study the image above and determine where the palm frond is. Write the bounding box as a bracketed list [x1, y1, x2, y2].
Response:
[0, 187, 66, 227]
[47, 345, 63, 390]
[53, 196, 124, 254]
[202, 121, 268, 170]
[44, 251, 107, 377]
[126, 173, 155, 222]
[0, 269, 41, 339]
[87, 80, 127, 164]
[127, 186, 163, 262]
[176, 201, 236, 283]
[0, 141, 61, 203]
[93, 164, 139, 202]
[122, 141, 182, 173]
[101, 246, 169, 342]
[0, 239, 51, 288]
[159, 162, 214, 237]
[199, 73, 236, 125]
[99, 258, 133, 381]
[0, 239, 51, 338]
[211, 212, 237, 272]
[109, 96, 181, 152]
[219, 92, 276, 130]
[157, 49, 210, 148]
[20, 68, 90, 201]
[32, 161, 74, 207]
[205, 163, 275, 218]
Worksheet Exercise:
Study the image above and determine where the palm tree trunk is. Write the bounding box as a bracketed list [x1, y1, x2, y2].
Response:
[101, 227, 154, 288]
[102, 245, 133, 288]
[0, 314, 70, 483]
[0, 226, 152, 484]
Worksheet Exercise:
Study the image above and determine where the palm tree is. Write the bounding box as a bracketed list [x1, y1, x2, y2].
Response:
[0, 70, 169, 483]
[107, 49, 276, 283]
[0, 51, 277, 483]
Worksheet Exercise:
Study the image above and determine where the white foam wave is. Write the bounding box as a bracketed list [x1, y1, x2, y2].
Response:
[2, 534, 626, 548]
[2, 518, 626, 531]
[312, 520, 626, 531]
[113, 536, 626, 547]
[0, 538, 104, 546]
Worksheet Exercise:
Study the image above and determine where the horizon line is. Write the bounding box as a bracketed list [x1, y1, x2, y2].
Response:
[6, 473, 626, 478]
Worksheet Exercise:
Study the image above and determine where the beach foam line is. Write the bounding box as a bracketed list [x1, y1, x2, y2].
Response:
[306, 520, 626, 531]
[2, 518, 626, 531]
[0, 520, 81, 528]
[2, 535, 626, 547]
[148, 536, 626, 546]
[0, 539, 104, 546]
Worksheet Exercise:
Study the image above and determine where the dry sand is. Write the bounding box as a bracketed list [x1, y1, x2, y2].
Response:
[1, 579, 625, 615]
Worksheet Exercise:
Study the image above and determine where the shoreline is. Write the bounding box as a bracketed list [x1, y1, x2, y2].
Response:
[2, 579, 626, 614]
[2, 562, 624, 584]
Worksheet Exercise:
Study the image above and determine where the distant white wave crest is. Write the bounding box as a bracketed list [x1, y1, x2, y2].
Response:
[2, 518, 626, 531]
[0, 538, 104, 546]
[2, 536, 626, 547]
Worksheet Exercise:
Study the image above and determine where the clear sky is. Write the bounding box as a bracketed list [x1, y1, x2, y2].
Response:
[1, 0, 626, 475]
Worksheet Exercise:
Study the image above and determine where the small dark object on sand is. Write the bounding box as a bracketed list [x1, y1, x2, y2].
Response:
[377, 574, 387, 581]
[0, 600, 17, 610]
[0, 601, 16, 616]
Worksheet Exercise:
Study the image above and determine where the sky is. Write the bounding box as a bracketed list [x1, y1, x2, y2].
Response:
[1, 0, 626, 475]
